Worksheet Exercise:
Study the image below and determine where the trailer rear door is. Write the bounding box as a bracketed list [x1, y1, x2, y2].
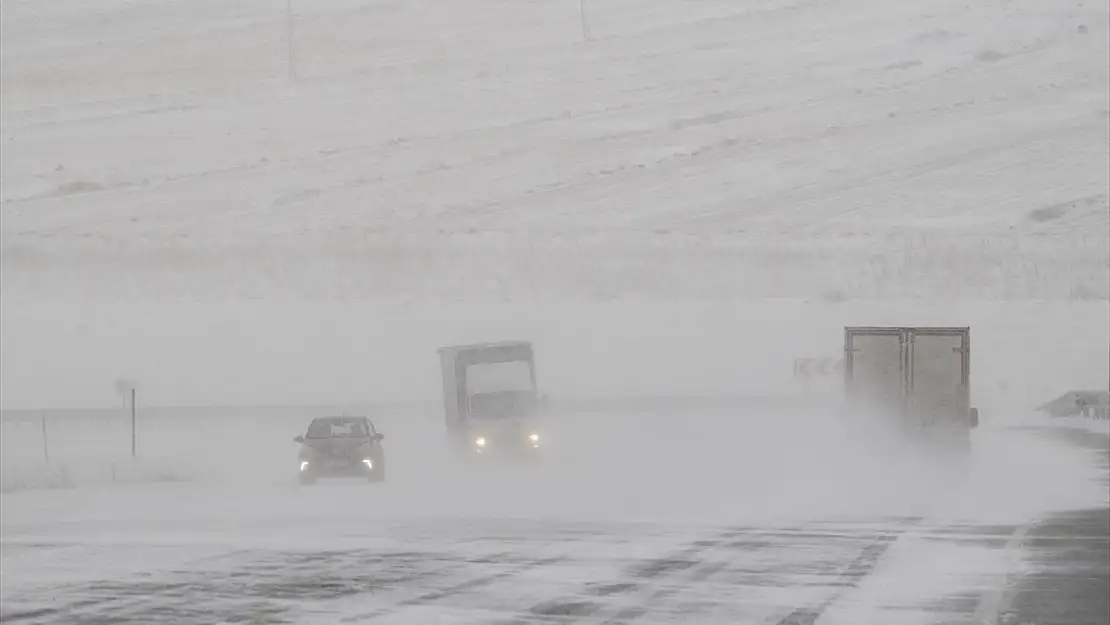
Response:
[844, 327, 906, 416]
[907, 328, 970, 426]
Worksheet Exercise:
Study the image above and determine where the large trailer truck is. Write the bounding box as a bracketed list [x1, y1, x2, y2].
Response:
[843, 326, 979, 453]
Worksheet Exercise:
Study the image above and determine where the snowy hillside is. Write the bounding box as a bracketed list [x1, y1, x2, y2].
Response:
[2, 0, 1107, 302]
[1, 0, 1107, 408]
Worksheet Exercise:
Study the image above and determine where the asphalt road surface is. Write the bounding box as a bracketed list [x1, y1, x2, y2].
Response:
[1002, 425, 1110, 625]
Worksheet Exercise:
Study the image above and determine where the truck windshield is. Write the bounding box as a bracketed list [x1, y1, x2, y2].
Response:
[468, 390, 535, 419]
[466, 361, 533, 394]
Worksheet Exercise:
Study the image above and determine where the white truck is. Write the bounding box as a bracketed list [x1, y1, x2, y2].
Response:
[437, 340, 545, 458]
[842, 326, 979, 453]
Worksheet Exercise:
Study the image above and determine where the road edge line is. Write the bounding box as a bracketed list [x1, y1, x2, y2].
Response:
[972, 521, 1037, 625]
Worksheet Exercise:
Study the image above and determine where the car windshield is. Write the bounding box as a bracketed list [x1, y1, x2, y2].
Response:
[306, 418, 371, 439]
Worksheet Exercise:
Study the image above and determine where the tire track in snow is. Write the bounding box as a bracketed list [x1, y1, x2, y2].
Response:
[1, 548, 517, 624]
[339, 554, 568, 623]
[495, 526, 754, 625]
[495, 517, 924, 625]
[770, 516, 924, 625]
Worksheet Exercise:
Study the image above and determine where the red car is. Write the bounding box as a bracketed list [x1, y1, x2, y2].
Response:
[294, 415, 386, 485]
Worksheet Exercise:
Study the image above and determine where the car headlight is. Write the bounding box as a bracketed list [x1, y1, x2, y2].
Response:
[362, 458, 374, 469]
[529, 433, 540, 443]
[475, 437, 486, 447]
[299, 461, 309, 471]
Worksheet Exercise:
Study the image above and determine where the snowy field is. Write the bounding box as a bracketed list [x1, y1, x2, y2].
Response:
[2, 0, 1108, 306]
[2, 0, 1109, 623]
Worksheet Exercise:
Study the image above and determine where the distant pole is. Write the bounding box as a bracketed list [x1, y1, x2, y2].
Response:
[286, 0, 297, 80]
[579, 0, 590, 42]
[41, 413, 49, 465]
[130, 387, 137, 458]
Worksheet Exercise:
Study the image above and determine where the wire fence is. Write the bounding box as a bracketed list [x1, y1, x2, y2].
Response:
[0, 405, 422, 493]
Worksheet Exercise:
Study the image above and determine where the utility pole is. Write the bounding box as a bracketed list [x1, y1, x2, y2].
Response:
[287, 0, 297, 80]
[580, 0, 591, 42]
[117, 378, 138, 458]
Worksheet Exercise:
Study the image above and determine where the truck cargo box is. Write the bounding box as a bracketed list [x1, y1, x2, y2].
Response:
[843, 326, 977, 437]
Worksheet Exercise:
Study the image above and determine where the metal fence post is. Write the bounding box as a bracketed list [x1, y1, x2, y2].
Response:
[41, 413, 49, 465]
[131, 387, 137, 458]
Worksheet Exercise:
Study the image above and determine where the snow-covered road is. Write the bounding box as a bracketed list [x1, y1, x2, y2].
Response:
[0, 514, 928, 624]
[2, 409, 1106, 624]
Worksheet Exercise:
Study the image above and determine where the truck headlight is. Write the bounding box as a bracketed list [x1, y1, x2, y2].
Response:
[475, 437, 486, 447]
[362, 458, 373, 469]
[299, 461, 309, 472]
[529, 433, 540, 443]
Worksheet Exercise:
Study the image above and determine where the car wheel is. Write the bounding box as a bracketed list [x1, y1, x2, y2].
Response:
[369, 460, 385, 482]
